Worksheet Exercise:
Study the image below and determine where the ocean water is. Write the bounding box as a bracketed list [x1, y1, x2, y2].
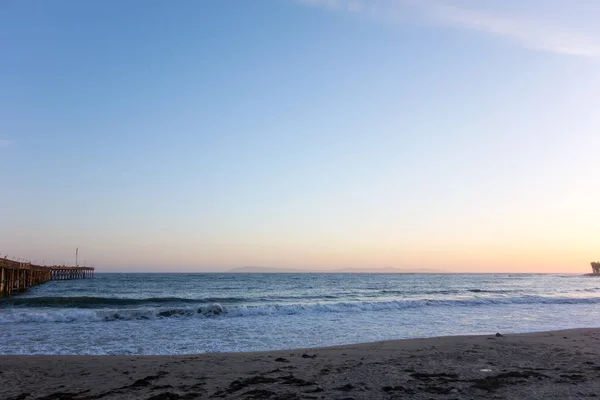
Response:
[1, 273, 600, 355]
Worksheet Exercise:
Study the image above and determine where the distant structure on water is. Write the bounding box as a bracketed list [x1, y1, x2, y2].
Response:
[591, 262, 600, 275]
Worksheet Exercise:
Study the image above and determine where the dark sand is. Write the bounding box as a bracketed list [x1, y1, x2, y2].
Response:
[3, 328, 600, 399]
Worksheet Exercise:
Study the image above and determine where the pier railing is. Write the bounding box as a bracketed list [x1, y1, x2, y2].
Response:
[0, 258, 95, 296]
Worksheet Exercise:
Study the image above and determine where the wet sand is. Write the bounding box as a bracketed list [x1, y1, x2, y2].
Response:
[3, 328, 600, 399]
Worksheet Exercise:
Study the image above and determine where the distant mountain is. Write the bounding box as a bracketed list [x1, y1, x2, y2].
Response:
[225, 266, 446, 273]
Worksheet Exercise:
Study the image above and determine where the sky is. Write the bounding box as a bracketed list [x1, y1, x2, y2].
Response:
[1, 0, 599, 273]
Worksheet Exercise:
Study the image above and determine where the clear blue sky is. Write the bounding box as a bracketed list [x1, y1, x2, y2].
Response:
[1, 0, 599, 272]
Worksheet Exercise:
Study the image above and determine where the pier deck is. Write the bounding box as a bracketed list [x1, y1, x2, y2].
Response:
[0, 258, 94, 296]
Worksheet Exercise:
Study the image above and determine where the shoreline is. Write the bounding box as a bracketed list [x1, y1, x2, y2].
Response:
[3, 328, 600, 399]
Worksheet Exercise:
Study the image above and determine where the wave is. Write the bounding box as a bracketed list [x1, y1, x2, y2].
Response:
[0, 289, 520, 308]
[2, 295, 600, 324]
[378, 288, 515, 295]
[467, 289, 510, 293]
[0, 296, 248, 308]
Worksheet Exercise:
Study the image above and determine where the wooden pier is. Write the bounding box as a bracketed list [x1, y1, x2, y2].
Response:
[0, 258, 94, 296]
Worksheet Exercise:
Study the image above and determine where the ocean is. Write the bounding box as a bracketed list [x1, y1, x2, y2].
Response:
[1, 273, 599, 355]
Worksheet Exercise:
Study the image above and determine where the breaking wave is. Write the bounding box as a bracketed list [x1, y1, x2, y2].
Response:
[2, 295, 600, 324]
[0, 289, 522, 309]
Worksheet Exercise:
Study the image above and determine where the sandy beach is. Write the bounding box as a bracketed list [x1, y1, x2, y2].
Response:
[2, 328, 600, 399]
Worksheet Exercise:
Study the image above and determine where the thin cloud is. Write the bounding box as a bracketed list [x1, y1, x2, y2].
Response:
[295, 0, 600, 57]
[0, 140, 11, 149]
[424, 2, 600, 57]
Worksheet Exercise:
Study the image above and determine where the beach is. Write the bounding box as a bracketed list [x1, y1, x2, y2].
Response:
[3, 328, 600, 399]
